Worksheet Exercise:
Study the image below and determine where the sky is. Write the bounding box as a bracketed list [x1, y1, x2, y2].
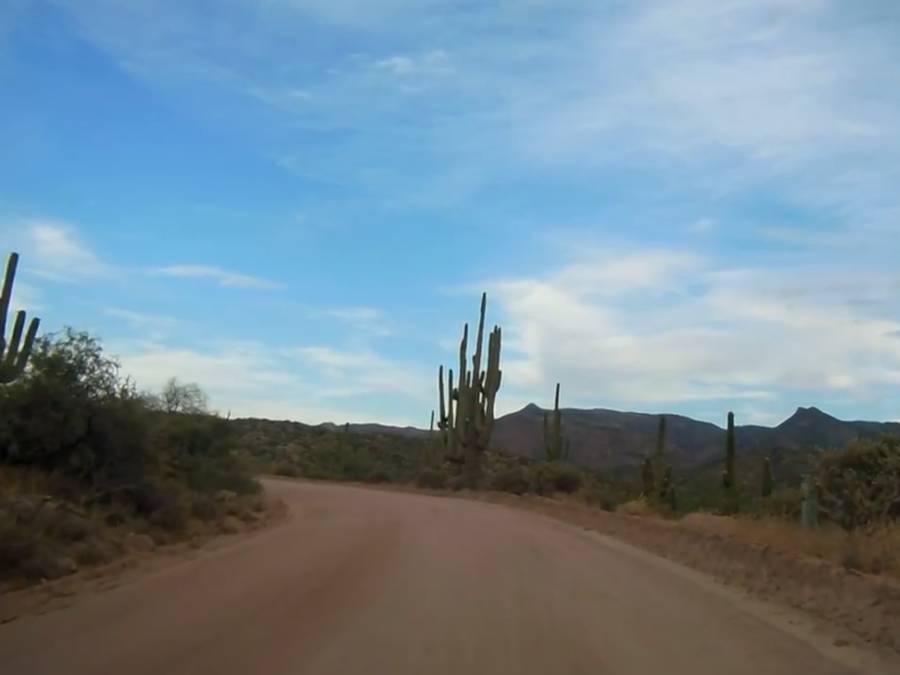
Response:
[2, 0, 900, 428]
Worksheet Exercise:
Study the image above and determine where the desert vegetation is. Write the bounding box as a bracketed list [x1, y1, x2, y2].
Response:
[0, 253, 266, 587]
[4, 248, 898, 589]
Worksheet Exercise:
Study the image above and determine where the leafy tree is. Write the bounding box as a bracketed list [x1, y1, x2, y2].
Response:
[160, 377, 209, 415]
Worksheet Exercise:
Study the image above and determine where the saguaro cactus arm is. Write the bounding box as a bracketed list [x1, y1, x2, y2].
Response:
[1, 252, 41, 384]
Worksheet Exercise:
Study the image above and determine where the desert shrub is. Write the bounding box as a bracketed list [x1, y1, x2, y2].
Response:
[415, 468, 448, 490]
[191, 495, 221, 522]
[447, 475, 466, 492]
[48, 510, 94, 542]
[530, 463, 583, 495]
[816, 436, 900, 531]
[578, 485, 617, 511]
[149, 494, 190, 532]
[757, 487, 803, 520]
[489, 468, 530, 495]
[72, 539, 118, 566]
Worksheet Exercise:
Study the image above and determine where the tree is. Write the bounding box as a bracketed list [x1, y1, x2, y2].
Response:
[160, 377, 209, 415]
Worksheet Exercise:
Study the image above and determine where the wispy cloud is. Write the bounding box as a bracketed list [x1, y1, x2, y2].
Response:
[4, 219, 114, 281]
[292, 345, 426, 398]
[488, 245, 900, 415]
[116, 339, 424, 425]
[154, 265, 283, 290]
[323, 306, 392, 336]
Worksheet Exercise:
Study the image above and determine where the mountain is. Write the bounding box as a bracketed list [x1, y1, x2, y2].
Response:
[491, 404, 900, 470]
[266, 405, 900, 473]
[316, 422, 429, 439]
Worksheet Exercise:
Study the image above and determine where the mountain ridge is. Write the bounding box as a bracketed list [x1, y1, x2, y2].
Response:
[284, 404, 900, 471]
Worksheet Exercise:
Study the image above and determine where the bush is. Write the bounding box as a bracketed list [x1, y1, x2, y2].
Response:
[415, 468, 448, 490]
[148, 489, 190, 532]
[530, 463, 583, 495]
[447, 475, 466, 492]
[489, 468, 530, 495]
[816, 436, 900, 531]
[191, 495, 221, 522]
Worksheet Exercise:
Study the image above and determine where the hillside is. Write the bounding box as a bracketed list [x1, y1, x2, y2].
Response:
[492, 404, 900, 470]
[294, 404, 900, 473]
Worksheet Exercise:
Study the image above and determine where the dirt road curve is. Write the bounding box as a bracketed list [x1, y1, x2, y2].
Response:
[0, 479, 892, 674]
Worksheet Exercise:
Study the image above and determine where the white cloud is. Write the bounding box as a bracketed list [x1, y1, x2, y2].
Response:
[373, 50, 451, 77]
[4, 220, 113, 281]
[487, 246, 900, 415]
[323, 306, 392, 336]
[154, 265, 283, 290]
[116, 339, 424, 425]
[292, 345, 426, 398]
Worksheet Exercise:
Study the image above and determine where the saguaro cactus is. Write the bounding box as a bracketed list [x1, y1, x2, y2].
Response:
[654, 415, 667, 494]
[722, 411, 736, 489]
[436, 292, 502, 487]
[1, 252, 40, 384]
[721, 411, 739, 512]
[543, 383, 568, 462]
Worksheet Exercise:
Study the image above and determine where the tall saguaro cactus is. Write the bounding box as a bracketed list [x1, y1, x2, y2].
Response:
[1, 252, 40, 384]
[723, 411, 736, 489]
[653, 415, 667, 494]
[721, 411, 739, 512]
[436, 292, 502, 487]
[543, 382, 569, 462]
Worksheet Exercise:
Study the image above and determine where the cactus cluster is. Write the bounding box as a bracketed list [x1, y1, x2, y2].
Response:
[437, 292, 502, 487]
[1, 252, 40, 384]
[543, 383, 569, 462]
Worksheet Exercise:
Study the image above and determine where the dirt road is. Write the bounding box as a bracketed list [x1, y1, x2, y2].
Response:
[0, 479, 892, 674]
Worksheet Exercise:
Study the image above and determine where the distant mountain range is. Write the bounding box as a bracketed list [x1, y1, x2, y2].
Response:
[317, 405, 900, 471]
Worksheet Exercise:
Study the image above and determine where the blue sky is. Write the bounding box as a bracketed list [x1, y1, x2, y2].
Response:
[2, 0, 900, 427]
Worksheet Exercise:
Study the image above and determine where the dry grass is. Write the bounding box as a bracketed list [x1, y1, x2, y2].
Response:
[1, 466, 281, 588]
[615, 498, 659, 517]
[679, 512, 900, 579]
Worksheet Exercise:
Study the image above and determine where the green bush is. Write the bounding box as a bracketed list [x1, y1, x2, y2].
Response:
[816, 436, 900, 530]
